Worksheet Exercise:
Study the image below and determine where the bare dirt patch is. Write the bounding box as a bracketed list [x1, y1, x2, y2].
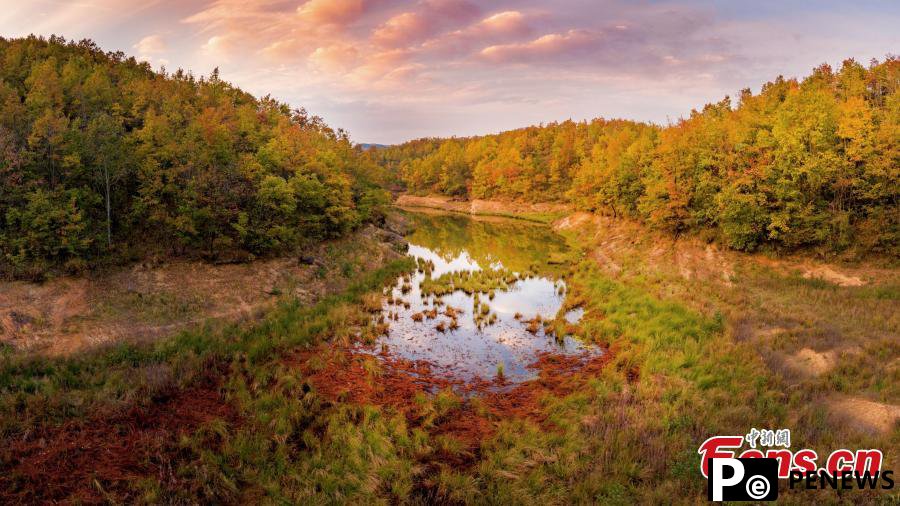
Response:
[552, 212, 882, 293]
[553, 211, 600, 231]
[552, 209, 900, 433]
[396, 194, 571, 218]
[801, 265, 865, 287]
[826, 396, 900, 434]
[784, 347, 837, 377]
[0, 225, 403, 356]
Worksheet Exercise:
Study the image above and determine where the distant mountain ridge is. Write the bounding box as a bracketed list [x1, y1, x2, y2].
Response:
[358, 143, 390, 150]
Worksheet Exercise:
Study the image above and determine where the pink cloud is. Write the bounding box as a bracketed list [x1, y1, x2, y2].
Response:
[177, 0, 730, 88]
[477, 10, 529, 35]
[424, 0, 480, 22]
[480, 29, 599, 63]
[350, 48, 413, 81]
[1, 0, 895, 145]
[133, 34, 167, 54]
[372, 11, 431, 47]
[296, 0, 368, 26]
[419, 9, 533, 57]
[371, 0, 480, 49]
[309, 43, 361, 73]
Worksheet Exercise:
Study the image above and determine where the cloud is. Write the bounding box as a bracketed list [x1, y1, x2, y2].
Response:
[372, 0, 480, 49]
[349, 48, 414, 82]
[424, 0, 480, 22]
[171, 0, 741, 107]
[372, 11, 430, 47]
[297, 0, 368, 25]
[134, 34, 167, 54]
[418, 9, 533, 58]
[480, 29, 598, 63]
[309, 43, 361, 73]
[477, 10, 529, 35]
[11, 0, 886, 143]
[202, 34, 235, 55]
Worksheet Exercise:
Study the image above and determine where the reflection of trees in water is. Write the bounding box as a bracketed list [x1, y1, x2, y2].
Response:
[405, 212, 568, 273]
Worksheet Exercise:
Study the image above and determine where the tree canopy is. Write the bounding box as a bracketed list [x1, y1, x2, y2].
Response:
[0, 36, 391, 279]
[377, 59, 899, 254]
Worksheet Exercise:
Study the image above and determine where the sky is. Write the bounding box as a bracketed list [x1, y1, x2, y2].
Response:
[1, 1, 897, 144]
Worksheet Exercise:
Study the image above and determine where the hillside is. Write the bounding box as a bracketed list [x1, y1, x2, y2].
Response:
[377, 59, 899, 255]
[0, 35, 390, 280]
[0, 34, 897, 504]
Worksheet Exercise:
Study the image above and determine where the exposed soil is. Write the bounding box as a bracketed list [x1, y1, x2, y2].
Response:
[826, 396, 900, 434]
[0, 222, 412, 504]
[800, 264, 865, 287]
[0, 384, 237, 504]
[396, 194, 572, 218]
[784, 347, 838, 378]
[552, 211, 894, 289]
[0, 224, 405, 356]
[553, 209, 900, 434]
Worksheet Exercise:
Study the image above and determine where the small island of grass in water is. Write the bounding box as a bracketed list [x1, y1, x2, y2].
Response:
[363, 212, 597, 384]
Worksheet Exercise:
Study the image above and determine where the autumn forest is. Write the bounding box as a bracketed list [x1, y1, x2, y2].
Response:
[1, 36, 897, 282]
[0, 29, 897, 505]
[0, 36, 392, 279]
[377, 58, 898, 254]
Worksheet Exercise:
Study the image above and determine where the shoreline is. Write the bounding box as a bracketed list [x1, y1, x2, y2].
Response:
[394, 194, 571, 224]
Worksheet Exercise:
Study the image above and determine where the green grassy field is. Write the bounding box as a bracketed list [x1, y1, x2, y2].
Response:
[1, 213, 897, 504]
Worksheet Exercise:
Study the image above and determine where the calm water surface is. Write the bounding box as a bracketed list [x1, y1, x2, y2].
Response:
[373, 211, 597, 383]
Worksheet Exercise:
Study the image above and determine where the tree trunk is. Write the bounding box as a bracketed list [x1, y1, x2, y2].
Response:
[105, 165, 111, 248]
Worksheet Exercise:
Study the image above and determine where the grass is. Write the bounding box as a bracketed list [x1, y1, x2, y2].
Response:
[3, 209, 897, 504]
[0, 258, 418, 503]
[419, 257, 897, 503]
[94, 290, 208, 324]
[420, 268, 520, 297]
[445, 260, 740, 502]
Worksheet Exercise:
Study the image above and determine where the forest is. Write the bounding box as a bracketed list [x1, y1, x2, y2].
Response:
[0, 35, 391, 279]
[376, 58, 899, 254]
[3, 35, 896, 281]
[1, 30, 897, 505]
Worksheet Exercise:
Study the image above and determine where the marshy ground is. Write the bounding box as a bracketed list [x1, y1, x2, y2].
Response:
[0, 207, 897, 504]
[366, 217, 595, 383]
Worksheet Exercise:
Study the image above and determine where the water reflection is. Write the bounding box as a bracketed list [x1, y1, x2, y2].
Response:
[373, 212, 597, 383]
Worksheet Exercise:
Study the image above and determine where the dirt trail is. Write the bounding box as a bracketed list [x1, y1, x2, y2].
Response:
[0, 224, 405, 356]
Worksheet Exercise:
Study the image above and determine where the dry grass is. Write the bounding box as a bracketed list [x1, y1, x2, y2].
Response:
[361, 293, 384, 313]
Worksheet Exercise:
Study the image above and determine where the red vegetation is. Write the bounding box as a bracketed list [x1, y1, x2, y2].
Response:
[291, 344, 613, 468]
[479, 351, 613, 424]
[0, 386, 237, 504]
[288, 347, 462, 418]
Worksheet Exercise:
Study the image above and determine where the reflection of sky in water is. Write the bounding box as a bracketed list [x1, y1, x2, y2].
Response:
[406, 244, 481, 277]
[564, 307, 585, 324]
[372, 241, 597, 383]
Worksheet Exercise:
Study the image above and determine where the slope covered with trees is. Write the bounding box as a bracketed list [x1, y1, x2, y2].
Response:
[377, 59, 899, 254]
[0, 35, 391, 279]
